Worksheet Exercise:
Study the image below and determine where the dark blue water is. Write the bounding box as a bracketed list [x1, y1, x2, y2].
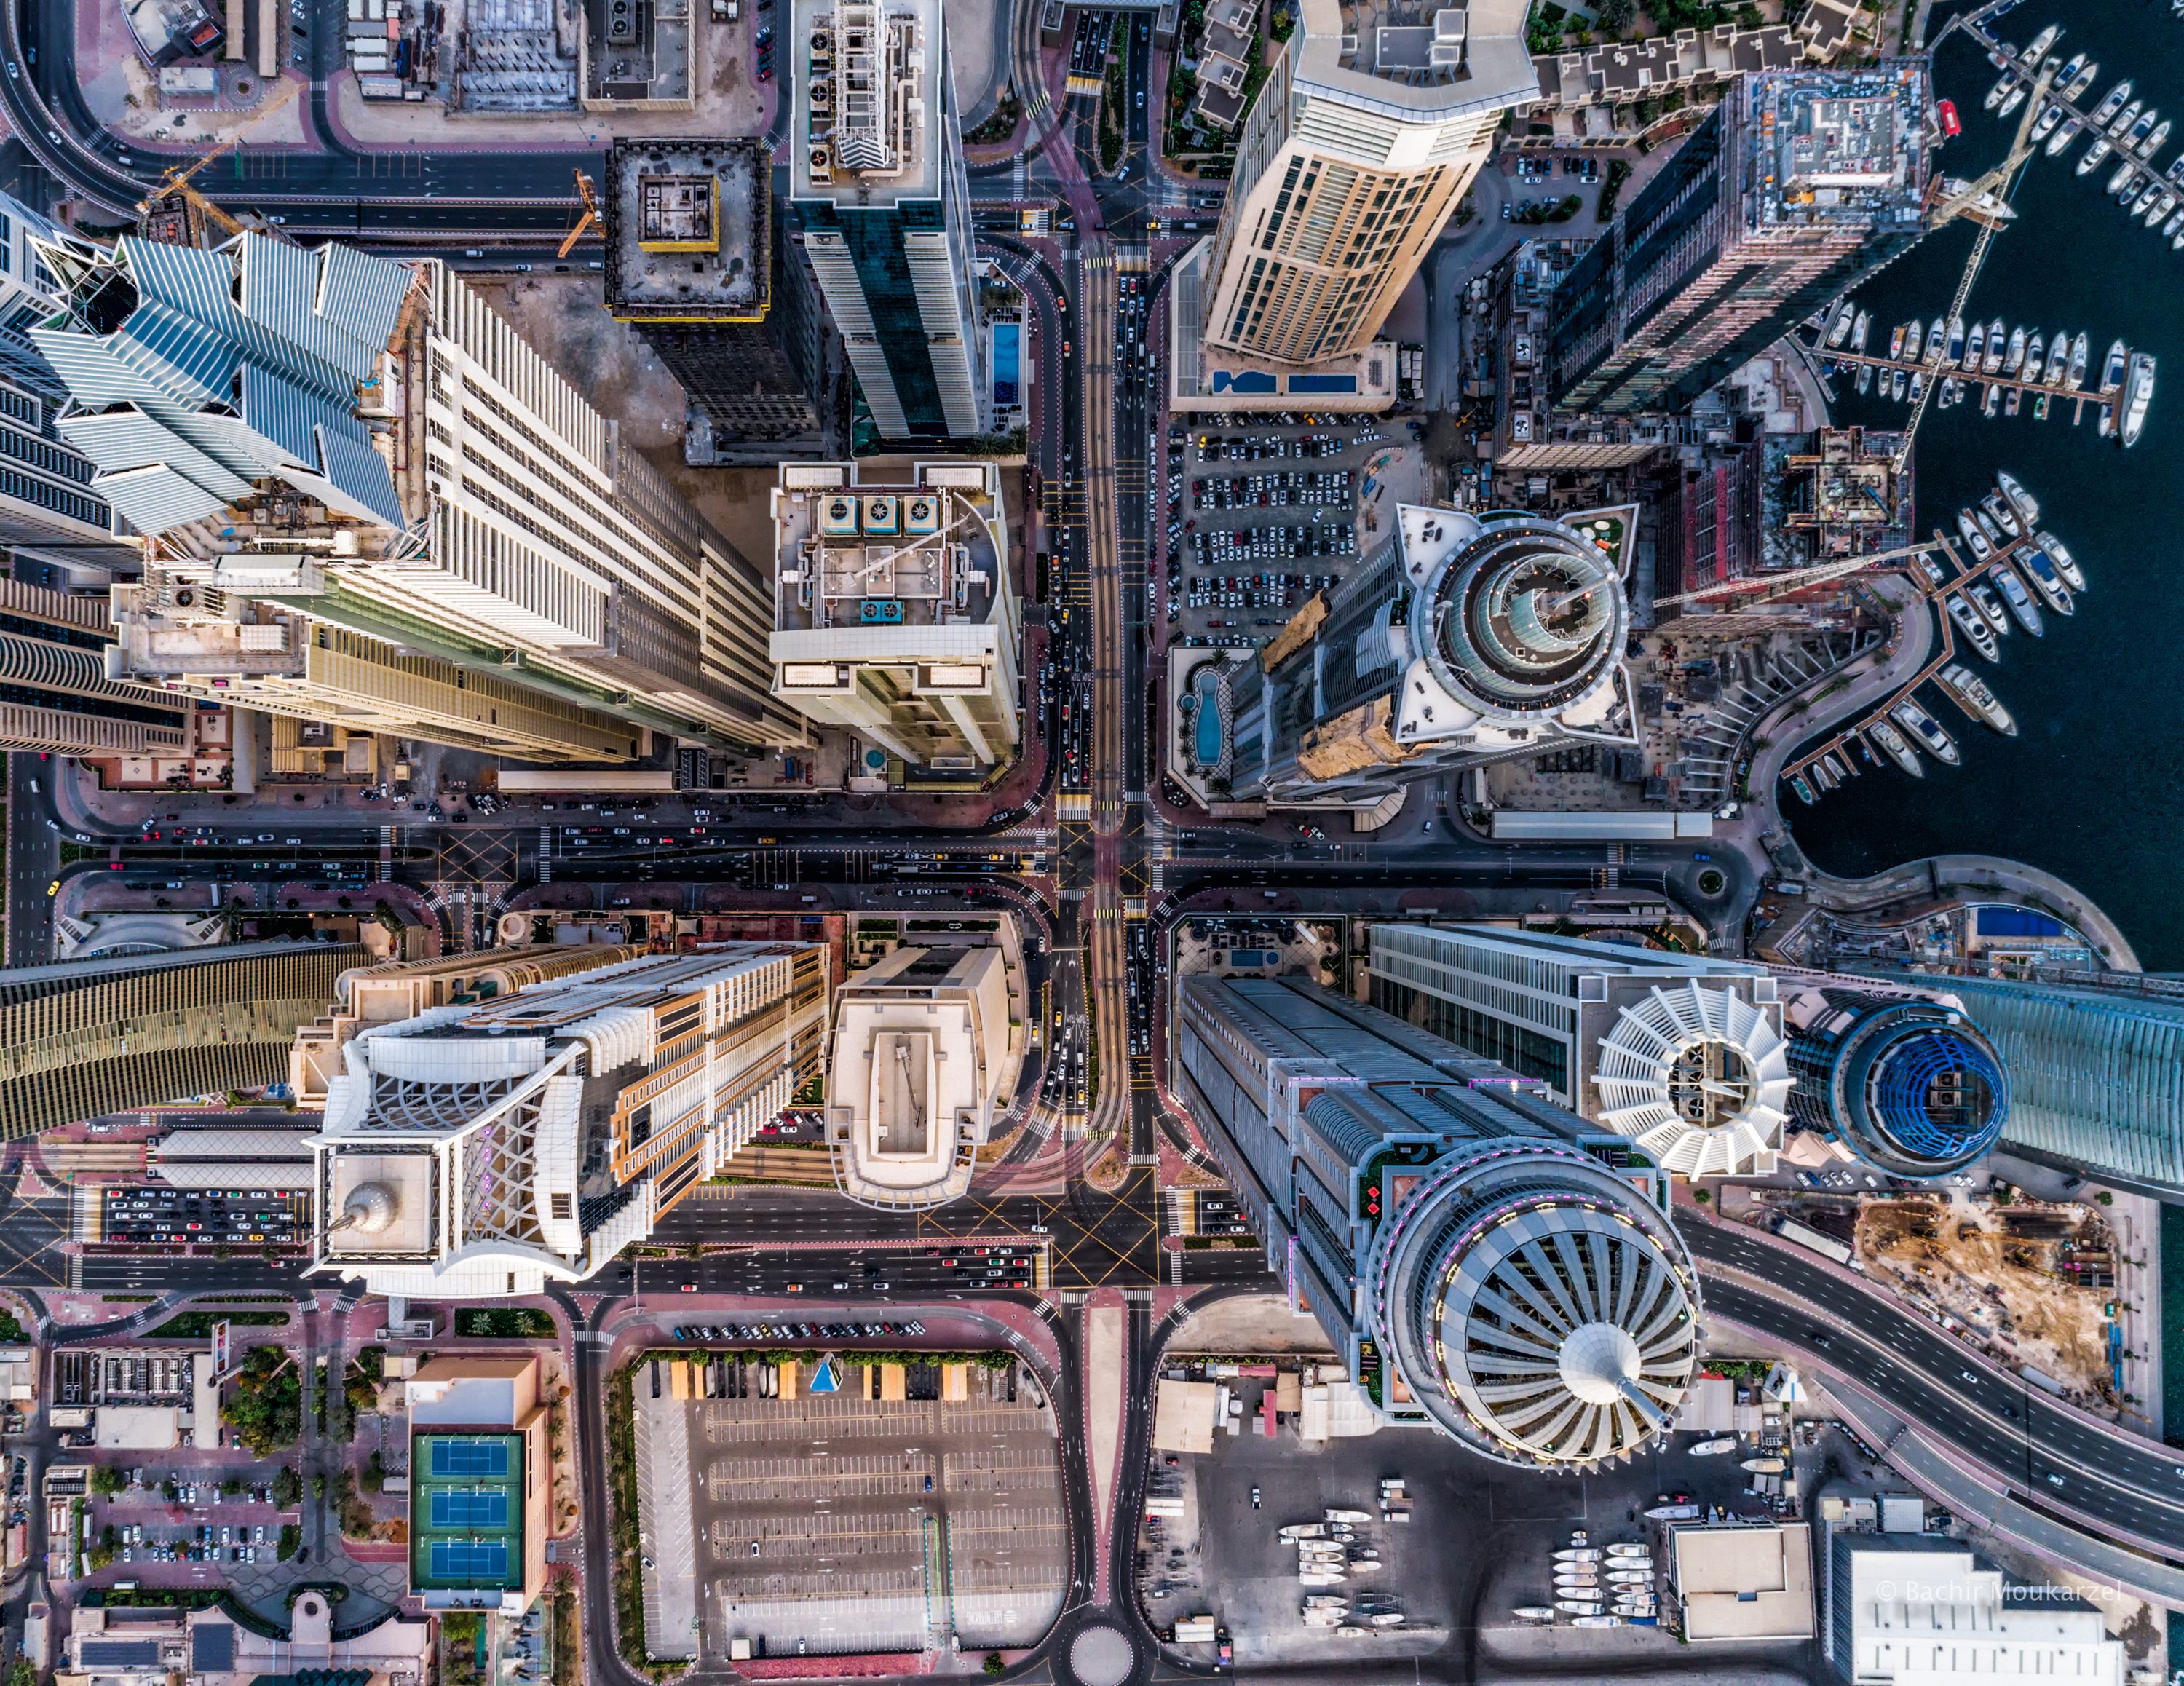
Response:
[1790, 0, 2184, 970]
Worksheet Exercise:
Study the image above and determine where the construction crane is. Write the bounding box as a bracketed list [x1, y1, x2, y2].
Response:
[1649, 538, 1950, 612]
[136, 77, 306, 235]
[558, 171, 603, 261]
[1889, 57, 2055, 472]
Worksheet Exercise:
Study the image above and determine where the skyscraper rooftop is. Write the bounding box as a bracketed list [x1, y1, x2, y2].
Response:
[794, 0, 946, 205]
[604, 139, 769, 320]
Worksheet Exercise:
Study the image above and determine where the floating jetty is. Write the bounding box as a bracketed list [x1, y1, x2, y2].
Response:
[1813, 320, 2148, 439]
[1781, 476, 2087, 804]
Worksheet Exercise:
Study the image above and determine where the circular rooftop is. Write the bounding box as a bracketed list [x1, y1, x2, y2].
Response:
[1371, 1141, 1700, 1470]
[1412, 514, 1627, 719]
[1592, 981, 1793, 1177]
[1844, 1012, 2008, 1177]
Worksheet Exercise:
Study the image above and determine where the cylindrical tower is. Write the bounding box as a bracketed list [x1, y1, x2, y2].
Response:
[1364, 1137, 1701, 1471]
[1784, 989, 2008, 1178]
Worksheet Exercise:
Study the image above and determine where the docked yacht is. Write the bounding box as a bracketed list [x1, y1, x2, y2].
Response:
[1945, 316, 1966, 365]
[2101, 340, 2129, 394]
[2141, 116, 2172, 158]
[1999, 82, 2028, 118]
[1888, 323, 1906, 360]
[2048, 110, 2086, 154]
[1812, 759, 1838, 792]
[1926, 316, 1948, 366]
[2044, 331, 2070, 384]
[1937, 664, 2019, 736]
[1904, 320, 1923, 362]
[1826, 303, 1854, 347]
[2130, 182, 2163, 218]
[1907, 371, 1924, 403]
[1983, 383, 2001, 418]
[2005, 384, 2022, 417]
[2123, 352, 2156, 447]
[2119, 99, 2150, 143]
[1857, 360, 1873, 395]
[2030, 101, 2065, 146]
[1962, 320, 1985, 372]
[1972, 506, 2004, 547]
[2108, 154, 2140, 196]
[1955, 510, 1993, 559]
[2063, 56, 2097, 101]
[1851, 310, 1870, 353]
[1789, 774, 1816, 806]
[1982, 317, 2006, 374]
[1969, 580, 2012, 636]
[2035, 530, 2086, 590]
[2021, 331, 2043, 386]
[1945, 592, 2001, 662]
[1989, 563, 2044, 635]
[1979, 491, 2020, 538]
[1892, 368, 1907, 401]
[1869, 719, 1926, 777]
[1826, 750, 1856, 782]
[2021, 23, 2060, 62]
[2017, 545, 2074, 614]
[2080, 130, 2117, 173]
[1606, 1546, 1653, 1560]
[2003, 325, 2026, 373]
[2067, 332, 2089, 389]
[2087, 80, 2132, 132]
[1892, 700, 1962, 767]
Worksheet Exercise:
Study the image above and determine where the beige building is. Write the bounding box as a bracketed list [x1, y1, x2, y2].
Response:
[1170, 0, 1540, 411]
[1669, 1520, 1816, 1642]
[407, 1355, 550, 1615]
[304, 942, 829, 1298]
[59, 1595, 430, 1685]
[823, 933, 1026, 1208]
[769, 461, 1021, 775]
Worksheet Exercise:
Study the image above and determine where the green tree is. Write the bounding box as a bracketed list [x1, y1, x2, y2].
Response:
[272, 1465, 303, 1511]
[221, 1346, 303, 1455]
[89, 1523, 119, 1570]
[277, 1522, 301, 1562]
[984, 1655, 1007, 1677]
[90, 1465, 127, 1498]
[1597, 0, 1634, 29]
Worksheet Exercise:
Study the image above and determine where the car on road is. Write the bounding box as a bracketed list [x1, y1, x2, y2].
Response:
[679, 1283, 697, 1293]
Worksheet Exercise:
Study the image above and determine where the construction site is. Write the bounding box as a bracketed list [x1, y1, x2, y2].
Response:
[1855, 1194, 2123, 1406]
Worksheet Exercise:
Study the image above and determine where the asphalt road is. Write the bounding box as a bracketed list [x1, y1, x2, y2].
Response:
[1688, 1222, 2184, 1554]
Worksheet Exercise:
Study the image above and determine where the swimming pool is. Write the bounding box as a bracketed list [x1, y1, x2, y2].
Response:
[1191, 665, 1224, 767]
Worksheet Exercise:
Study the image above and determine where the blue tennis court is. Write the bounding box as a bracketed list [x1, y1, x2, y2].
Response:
[430, 1489, 510, 1529]
[430, 1439, 511, 1478]
[430, 1540, 510, 1580]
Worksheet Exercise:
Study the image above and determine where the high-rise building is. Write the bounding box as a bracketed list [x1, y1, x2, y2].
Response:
[1367, 924, 1792, 1176]
[1775, 972, 2007, 1180]
[0, 941, 361, 1141]
[1365, 925, 2011, 1182]
[821, 933, 1026, 1209]
[1851, 970, 2184, 1192]
[1214, 502, 1634, 807]
[1169, 0, 1537, 411]
[791, 0, 989, 442]
[768, 459, 1021, 772]
[602, 139, 826, 462]
[1174, 972, 1702, 1465]
[28, 232, 810, 756]
[106, 589, 641, 762]
[1549, 61, 1931, 414]
[0, 574, 195, 756]
[302, 941, 829, 1298]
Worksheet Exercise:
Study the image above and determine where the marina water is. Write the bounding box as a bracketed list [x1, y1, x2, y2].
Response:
[1789, 0, 2184, 969]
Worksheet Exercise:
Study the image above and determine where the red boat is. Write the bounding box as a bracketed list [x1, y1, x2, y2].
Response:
[1938, 98, 1961, 138]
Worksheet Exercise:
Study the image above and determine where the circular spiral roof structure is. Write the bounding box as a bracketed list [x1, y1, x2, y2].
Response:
[1832, 1006, 2008, 1178]
[1369, 1141, 1701, 1470]
[1592, 981, 1793, 1176]
[1412, 514, 1628, 720]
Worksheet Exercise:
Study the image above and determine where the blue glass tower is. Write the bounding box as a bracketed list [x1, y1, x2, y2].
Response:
[1782, 986, 2008, 1179]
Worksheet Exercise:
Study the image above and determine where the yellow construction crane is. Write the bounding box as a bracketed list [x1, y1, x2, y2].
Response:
[558, 171, 602, 260]
[136, 77, 306, 233]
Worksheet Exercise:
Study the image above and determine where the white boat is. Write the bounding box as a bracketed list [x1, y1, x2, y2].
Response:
[1998, 82, 2027, 117]
[2067, 332, 2089, 389]
[1554, 1549, 1602, 1563]
[1955, 510, 1993, 559]
[1305, 1596, 1348, 1610]
[2017, 544, 2074, 614]
[1334, 1626, 1369, 1638]
[2047, 113, 2084, 155]
[1324, 1509, 1372, 1524]
[2030, 102, 2064, 145]
[2114, 98, 2146, 140]
[1973, 506, 2003, 545]
[1936, 663, 2018, 736]
[2123, 352, 2155, 447]
[1904, 320, 1924, 362]
[1944, 592, 1999, 661]
[2088, 81, 2132, 132]
[1892, 700, 1962, 767]
[1858, 361, 1874, 395]
[2080, 132, 2116, 174]
[2003, 325, 2025, 373]
[1990, 563, 2043, 635]
[1281, 1524, 1329, 1540]
[2140, 116, 2171, 159]
[1688, 1436, 1738, 1456]
[2043, 330, 2070, 384]
[1888, 323, 1905, 360]
[1300, 1571, 1347, 1586]
[1980, 491, 2020, 537]
[1812, 759, 1837, 792]
[1869, 719, 1925, 777]
[1789, 774, 1816, 807]
[2021, 23, 2060, 61]
[2065, 58, 2098, 101]
[1511, 1607, 1556, 1622]
[1983, 382, 2001, 418]
[1572, 1615, 1625, 1629]
[1342, 1561, 1382, 1575]
[1367, 1614, 1406, 1628]
[2021, 332, 2043, 387]
[1606, 1544, 1653, 1559]
[1982, 317, 2005, 374]
[1985, 71, 2017, 111]
[1997, 470, 2040, 525]
[1852, 309, 1870, 352]
[2149, 192, 2177, 227]
[1611, 1603, 1658, 1618]
[1302, 1612, 1342, 1628]
[2100, 342, 2129, 397]
[2109, 155, 2139, 195]
[1891, 368, 1907, 401]
[1826, 302, 1855, 347]
[1556, 1600, 1604, 1616]
[1969, 580, 2011, 636]
[2131, 181, 2163, 216]
[1945, 315, 1966, 365]
[1961, 320, 1985, 371]
[1739, 1458, 1786, 1475]
[2037, 530, 2084, 589]
[2163, 208, 2184, 238]
[1607, 1570, 1655, 1586]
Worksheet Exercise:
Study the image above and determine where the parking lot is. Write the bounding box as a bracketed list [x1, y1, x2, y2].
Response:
[636, 1355, 1066, 1664]
[1158, 416, 1428, 655]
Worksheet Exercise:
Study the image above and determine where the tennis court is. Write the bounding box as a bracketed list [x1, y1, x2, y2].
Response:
[429, 1488, 510, 1529]
[430, 1539, 510, 1580]
[430, 1438, 512, 1478]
